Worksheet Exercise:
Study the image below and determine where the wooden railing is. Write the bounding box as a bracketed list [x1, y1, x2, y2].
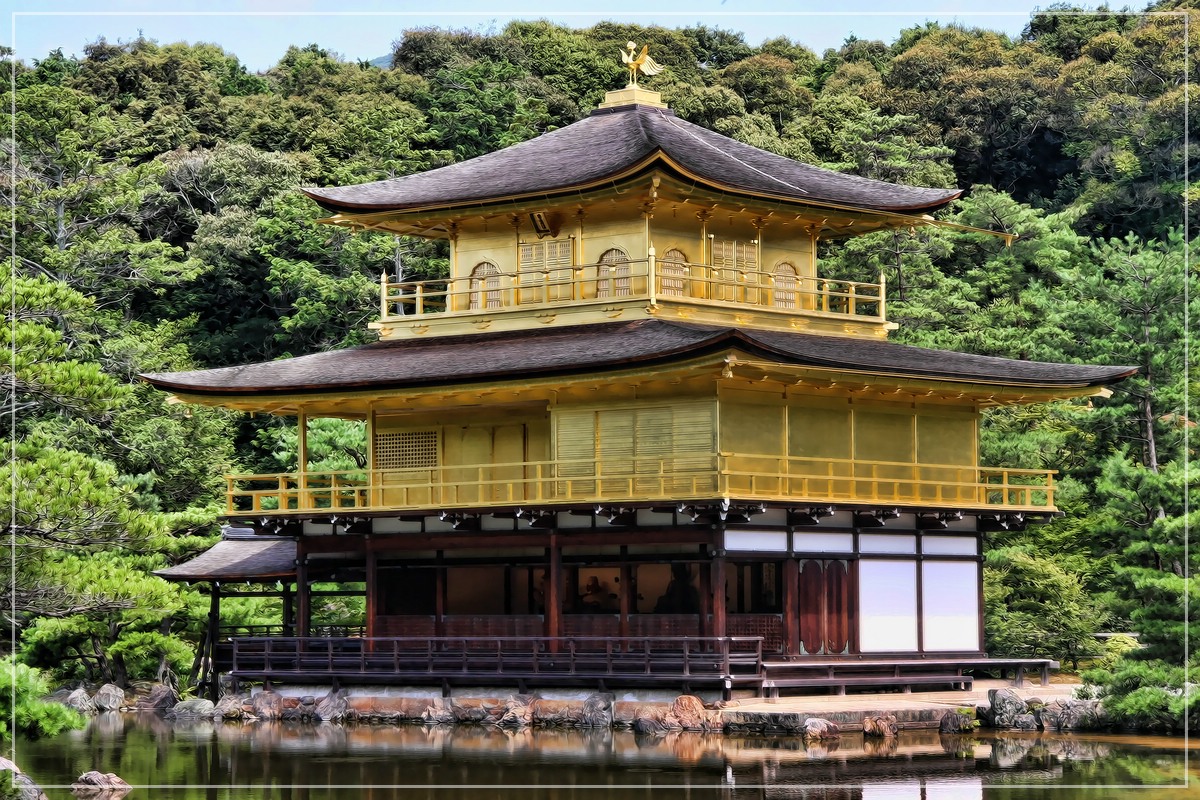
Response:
[380, 259, 885, 323]
[226, 453, 1055, 515]
[229, 636, 765, 687]
[217, 624, 365, 640]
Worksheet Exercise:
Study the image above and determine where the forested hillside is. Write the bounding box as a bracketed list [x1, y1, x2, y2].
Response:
[3, 2, 1194, 731]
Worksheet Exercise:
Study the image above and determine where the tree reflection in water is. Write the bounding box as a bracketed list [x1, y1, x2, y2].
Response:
[12, 714, 1192, 799]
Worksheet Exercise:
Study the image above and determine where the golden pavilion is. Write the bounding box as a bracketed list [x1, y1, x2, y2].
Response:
[149, 66, 1134, 698]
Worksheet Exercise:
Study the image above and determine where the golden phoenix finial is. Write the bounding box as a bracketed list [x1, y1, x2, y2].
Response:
[621, 41, 664, 87]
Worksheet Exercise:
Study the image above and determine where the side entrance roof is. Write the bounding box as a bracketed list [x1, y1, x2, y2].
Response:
[155, 528, 296, 582]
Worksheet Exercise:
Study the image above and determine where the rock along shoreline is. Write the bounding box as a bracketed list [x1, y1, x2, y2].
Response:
[49, 682, 1109, 736]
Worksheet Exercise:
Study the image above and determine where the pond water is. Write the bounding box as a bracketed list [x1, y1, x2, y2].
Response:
[12, 713, 1193, 799]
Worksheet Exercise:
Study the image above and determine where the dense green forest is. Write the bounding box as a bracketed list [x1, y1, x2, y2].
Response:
[2, 2, 1195, 733]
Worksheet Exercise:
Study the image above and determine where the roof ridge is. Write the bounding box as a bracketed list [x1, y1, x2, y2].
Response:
[649, 108, 811, 196]
[629, 105, 654, 152]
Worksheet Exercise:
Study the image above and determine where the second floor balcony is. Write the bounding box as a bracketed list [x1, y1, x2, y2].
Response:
[376, 258, 889, 337]
[225, 453, 1055, 518]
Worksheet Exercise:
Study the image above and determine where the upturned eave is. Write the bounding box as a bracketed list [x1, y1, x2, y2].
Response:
[302, 104, 962, 226]
[141, 320, 1138, 415]
[311, 157, 963, 241]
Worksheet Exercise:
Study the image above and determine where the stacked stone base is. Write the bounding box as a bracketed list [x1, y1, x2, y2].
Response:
[48, 683, 1110, 736]
[185, 688, 728, 731]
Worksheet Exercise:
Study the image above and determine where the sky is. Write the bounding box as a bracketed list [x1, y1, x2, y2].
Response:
[4, 1, 1063, 72]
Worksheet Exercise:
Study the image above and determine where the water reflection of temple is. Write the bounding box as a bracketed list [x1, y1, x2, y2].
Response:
[29, 713, 1183, 800]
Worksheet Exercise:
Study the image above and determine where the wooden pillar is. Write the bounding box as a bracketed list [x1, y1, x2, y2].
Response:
[296, 558, 310, 639]
[546, 537, 562, 647]
[365, 547, 378, 641]
[207, 582, 221, 650]
[206, 582, 221, 701]
[448, 223, 459, 295]
[618, 562, 632, 639]
[435, 560, 446, 638]
[366, 407, 377, 508]
[296, 412, 308, 465]
[576, 208, 586, 269]
[699, 562, 712, 638]
[710, 554, 727, 641]
[511, 215, 523, 305]
[783, 558, 800, 656]
[297, 411, 309, 509]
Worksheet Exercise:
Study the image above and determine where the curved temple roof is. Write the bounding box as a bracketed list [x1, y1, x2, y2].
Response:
[302, 105, 962, 216]
[155, 531, 296, 582]
[143, 320, 1137, 398]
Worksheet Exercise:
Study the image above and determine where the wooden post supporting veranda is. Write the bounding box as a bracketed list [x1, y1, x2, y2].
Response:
[297, 410, 308, 509]
[205, 582, 221, 700]
[783, 558, 800, 656]
[546, 535, 562, 652]
[365, 546, 378, 645]
[296, 551, 310, 639]
[434, 559, 446, 637]
[710, 554, 727, 642]
[618, 561, 632, 639]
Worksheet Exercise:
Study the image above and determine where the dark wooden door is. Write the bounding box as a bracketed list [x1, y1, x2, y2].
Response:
[797, 559, 852, 655]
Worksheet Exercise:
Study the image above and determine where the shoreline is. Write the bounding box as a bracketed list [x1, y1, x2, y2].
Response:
[141, 677, 1103, 735]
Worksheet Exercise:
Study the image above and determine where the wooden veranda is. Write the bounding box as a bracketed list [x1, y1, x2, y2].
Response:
[214, 631, 1055, 699]
[225, 635, 767, 698]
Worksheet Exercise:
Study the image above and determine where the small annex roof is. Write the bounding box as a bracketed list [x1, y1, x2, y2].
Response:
[155, 528, 296, 582]
[302, 104, 961, 216]
[142, 320, 1137, 398]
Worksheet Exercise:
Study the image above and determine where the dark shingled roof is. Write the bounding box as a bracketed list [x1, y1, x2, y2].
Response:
[142, 320, 1137, 397]
[303, 105, 962, 215]
[155, 530, 296, 581]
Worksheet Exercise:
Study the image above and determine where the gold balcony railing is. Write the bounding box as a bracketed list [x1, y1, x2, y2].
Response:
[225, 454, 1055, 516]
[379, 260, 885, 323]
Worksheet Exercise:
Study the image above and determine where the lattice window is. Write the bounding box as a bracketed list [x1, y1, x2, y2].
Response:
[773, 262, 798, 309]
[596, 247, 631, 298]
[660, 248, 687, 297]
[711, 238, 758, 271]
[556, 403, 714, 488]
[374, 430, 438, 470]
[727, 614, 785, 654]
[468, 262, 502, 310]
[555, 409, 597, 478]
[518, 238, 573, 303]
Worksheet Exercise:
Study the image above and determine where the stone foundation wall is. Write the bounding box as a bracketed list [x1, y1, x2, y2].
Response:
[48, 683, 1110, 736]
